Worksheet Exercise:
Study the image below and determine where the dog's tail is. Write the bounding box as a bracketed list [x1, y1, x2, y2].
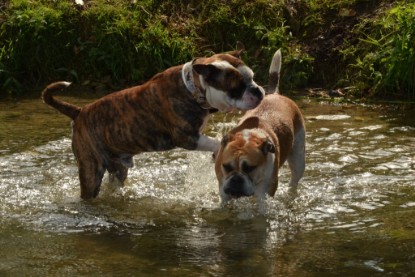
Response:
[268, 49, 282, 94]
[41, 81, 81, 120]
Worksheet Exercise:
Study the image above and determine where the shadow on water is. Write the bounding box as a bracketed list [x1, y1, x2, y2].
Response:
[0, 96, 414, 276]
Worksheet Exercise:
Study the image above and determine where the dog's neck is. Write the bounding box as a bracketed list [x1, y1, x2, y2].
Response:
[182, 61, 211, 109]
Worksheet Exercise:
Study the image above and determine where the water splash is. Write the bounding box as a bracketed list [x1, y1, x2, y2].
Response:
[1, 98, 415, 276]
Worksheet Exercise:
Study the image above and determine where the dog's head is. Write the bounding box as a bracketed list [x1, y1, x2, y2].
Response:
[191, 50, 265, 111]
[215, 128, 276, 202]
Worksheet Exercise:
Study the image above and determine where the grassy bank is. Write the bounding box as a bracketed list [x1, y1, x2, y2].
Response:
[0, 0, 414, 100]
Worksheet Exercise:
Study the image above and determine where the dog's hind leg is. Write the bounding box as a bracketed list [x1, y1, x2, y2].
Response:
[77, 158, 106, 200]
[287, 126, 305, 190]
[72, 139, 106, 199]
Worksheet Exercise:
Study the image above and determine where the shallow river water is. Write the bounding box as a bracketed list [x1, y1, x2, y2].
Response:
[0, 95, 414, 276]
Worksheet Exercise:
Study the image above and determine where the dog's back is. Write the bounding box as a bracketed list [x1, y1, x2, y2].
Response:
[244, 93, 304, 133]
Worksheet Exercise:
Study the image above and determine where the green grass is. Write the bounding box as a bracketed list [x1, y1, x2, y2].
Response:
[341, 1, 415, 100]
[0, 0, 414, 100]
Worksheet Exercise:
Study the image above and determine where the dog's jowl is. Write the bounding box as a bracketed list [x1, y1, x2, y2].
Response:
[42, 51, 265, 199]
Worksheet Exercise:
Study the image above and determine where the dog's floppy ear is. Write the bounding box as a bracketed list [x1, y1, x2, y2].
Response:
[221, 134, 230, 148]
[261, 140, 275, 154]
[193, 64, 220, 80]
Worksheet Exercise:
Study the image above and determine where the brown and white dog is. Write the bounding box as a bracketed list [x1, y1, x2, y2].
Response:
[214, 50, 305, 203]
[42, 51, 265, 200]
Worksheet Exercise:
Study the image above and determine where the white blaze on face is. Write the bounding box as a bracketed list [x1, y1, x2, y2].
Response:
[242, 129, 251, 142]
[244, 128, 269, 140]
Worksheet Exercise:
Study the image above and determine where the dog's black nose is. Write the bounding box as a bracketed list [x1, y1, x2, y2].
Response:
[224, 175, 246, 197]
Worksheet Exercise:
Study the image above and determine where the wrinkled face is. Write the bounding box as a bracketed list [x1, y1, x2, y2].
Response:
[215, 129, 275, 202]
[193, 53, 265, 112]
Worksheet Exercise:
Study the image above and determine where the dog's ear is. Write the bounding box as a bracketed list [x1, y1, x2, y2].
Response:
[261, 140, 275, 154]
[227, 49, 244, 58]
[236, 41, 245, 52]
[221, 134, 230, 148]
[193, 64, 221, 80]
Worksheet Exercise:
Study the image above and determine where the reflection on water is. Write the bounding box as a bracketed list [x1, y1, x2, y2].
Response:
[0, 97, 414, 276]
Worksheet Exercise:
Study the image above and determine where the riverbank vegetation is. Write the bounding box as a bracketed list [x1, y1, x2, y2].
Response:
[0, 0, 414, 100]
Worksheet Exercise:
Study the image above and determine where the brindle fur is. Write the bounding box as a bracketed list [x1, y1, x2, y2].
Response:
[42, 51, 263, 200]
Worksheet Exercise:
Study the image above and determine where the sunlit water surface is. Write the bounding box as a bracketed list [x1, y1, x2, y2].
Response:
[0, 96, 414, 276]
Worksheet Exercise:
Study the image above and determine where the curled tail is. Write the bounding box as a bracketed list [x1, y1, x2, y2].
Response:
[268, 49, 282, 94]
[41, 81, 81, 120]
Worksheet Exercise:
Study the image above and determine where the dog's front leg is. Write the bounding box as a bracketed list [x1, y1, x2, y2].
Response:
[196, 135, 220, 153]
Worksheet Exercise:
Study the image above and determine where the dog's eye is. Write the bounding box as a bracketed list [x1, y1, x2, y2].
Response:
[222, 163, 234, 173]
[228, 82, 246, 99]
[242, 162, 256, 174]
